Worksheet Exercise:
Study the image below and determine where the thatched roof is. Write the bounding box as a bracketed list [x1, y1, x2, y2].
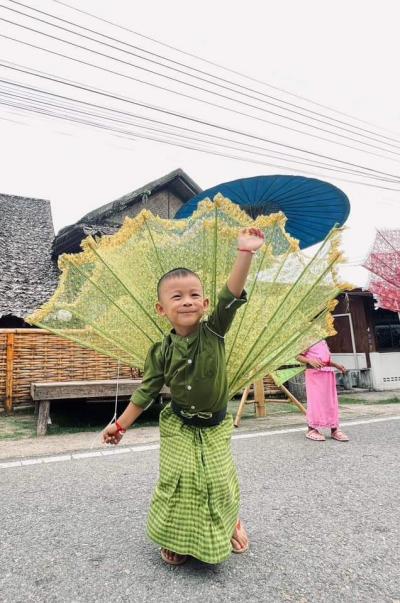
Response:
[53, 169, 202, 257]
[0, 194, 58, 320]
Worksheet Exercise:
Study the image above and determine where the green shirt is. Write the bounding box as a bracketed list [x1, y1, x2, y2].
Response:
[131, 284, 247, 413]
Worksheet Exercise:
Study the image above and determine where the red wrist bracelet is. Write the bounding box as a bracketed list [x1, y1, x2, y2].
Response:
[237, 248, 256, 254]
[115, 420, 126, 434]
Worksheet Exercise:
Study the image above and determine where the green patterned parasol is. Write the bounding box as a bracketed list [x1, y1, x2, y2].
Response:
[28, 196, 350, 397]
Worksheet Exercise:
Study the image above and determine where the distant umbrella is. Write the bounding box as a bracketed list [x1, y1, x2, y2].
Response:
[363, 229, 400, 312]
[175, 175, 350, 248]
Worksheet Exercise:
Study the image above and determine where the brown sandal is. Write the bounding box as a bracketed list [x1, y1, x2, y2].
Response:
[160, 548, 188, 566]
[231, 520, 250, 554]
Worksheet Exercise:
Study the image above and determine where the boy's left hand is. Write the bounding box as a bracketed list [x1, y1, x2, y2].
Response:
[102, 424, 123, 445]
[238, 228, 265, 253]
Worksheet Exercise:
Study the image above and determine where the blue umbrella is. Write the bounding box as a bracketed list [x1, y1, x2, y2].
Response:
[175, 175, 350, 248]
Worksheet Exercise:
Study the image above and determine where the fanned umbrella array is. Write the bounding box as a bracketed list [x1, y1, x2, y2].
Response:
[28, 197, 350, 398]
[363, 229, 400, 312]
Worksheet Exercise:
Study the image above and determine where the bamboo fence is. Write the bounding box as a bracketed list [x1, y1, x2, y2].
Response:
[0, 329, 140, 412]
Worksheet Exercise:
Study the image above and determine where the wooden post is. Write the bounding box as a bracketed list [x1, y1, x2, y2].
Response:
[234, 386, 250, 427]
[5, 333, 15, 414]
[37, 401, 51, 436]
[254, 379, 266, 417]
[279, 383, 306, 414]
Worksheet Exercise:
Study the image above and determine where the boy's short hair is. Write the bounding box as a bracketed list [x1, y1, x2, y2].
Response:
[157, 268, 201, 299]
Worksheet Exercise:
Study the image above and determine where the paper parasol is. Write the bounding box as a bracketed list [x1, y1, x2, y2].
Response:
[175, 175, 350, 249]
[28, 197, 349, 397]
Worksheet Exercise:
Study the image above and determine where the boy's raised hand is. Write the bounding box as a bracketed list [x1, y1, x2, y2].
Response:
[238, 228, 265, 253]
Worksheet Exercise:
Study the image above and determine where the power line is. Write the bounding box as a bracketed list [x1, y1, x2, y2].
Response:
[1, 81, 395, 182]
[2, 59, 399, 185]
[1, 76, 399, 192]
[5, 0, 400, 150]
[2, 9, 400, 163]
[49, 0, 400, 140]
[2, 33, 400, 184]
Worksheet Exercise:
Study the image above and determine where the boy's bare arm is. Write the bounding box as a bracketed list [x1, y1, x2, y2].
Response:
[102, 402, 144, 445]
[116, 402, 144, 429]
[227, 228, 265, 297]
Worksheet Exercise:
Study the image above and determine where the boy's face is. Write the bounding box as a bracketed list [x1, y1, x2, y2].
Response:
[156, 275, 209, 334]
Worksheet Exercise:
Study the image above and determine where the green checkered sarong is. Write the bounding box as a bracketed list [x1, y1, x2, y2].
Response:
[147, 405, 240, 564]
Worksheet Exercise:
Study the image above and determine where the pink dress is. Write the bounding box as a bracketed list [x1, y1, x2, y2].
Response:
[303, 340, 339, 429]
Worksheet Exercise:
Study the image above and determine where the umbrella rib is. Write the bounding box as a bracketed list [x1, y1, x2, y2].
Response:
[225, 223, 280, 367]
[72, 248, 164, 338]
[229, 229, 341, 390]
[65, 306, 146, 365]
[231, 310, 331, 395]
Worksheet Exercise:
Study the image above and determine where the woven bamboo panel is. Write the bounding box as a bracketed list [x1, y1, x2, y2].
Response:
[0, 329, 140, 408]
[0, 336, 6, 403]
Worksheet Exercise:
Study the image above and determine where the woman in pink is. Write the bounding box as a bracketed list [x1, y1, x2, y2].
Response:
[297, 340, 349, 442]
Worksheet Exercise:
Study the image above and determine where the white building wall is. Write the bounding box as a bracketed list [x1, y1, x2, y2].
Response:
[369, 352, 400, 390]
[331, 353, 367, 370]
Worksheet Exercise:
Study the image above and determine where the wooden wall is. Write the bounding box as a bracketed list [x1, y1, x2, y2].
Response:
[327, 292, 377, 363]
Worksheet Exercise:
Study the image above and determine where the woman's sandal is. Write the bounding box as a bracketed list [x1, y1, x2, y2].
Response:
[231, 520, 249, 554]
[331, 429, 349, 442]
[305, 429, 326, 441]
[160, 548, 188, 566]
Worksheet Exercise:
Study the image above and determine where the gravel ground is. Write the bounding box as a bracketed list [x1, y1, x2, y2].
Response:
[1, 418, 399, 602]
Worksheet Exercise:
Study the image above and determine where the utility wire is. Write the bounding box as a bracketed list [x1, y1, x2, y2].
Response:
[2, 10, 400, 163]
[5, 0, 400, 149]
[2, 32, 400, 181]
[1, 79, 399, 191]
[0, 79, 392, 180]
[49, 0, 400, 139]
[2, 96, 396, 192]
[1, 82, 396, 182]
[2, 59, 399, 184]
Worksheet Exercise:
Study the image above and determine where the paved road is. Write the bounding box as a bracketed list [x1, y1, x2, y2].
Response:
[1, 419, 399, 603]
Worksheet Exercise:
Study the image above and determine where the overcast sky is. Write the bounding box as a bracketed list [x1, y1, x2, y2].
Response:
[1, 0, 400, 286]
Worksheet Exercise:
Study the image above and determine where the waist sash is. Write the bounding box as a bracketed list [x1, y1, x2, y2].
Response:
[170, 401, 227, 427]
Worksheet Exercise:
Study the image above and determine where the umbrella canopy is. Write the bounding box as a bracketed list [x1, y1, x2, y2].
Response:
[175, 175, 350, 248]
[363, 229, 400, 312]
[28, 197, 347, 397]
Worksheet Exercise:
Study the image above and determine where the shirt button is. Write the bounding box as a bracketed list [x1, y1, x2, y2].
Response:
[187, 385, 192, 390]
[187, 359, 192, 364]
[190, 405, 195, 410]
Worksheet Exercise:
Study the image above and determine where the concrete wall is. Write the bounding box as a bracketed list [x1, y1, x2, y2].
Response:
[331, 353, 368, 370]
[369, 352, 400, 390]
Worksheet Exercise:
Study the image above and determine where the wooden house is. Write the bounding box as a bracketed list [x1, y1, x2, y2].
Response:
[52, 169, 201, 257]
[327, 289, 400, 391]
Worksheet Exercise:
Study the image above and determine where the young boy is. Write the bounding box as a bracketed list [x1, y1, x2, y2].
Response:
[103, 227, 264, 565]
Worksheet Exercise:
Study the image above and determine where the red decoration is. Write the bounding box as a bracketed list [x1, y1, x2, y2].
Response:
[364, 230, 400, 312]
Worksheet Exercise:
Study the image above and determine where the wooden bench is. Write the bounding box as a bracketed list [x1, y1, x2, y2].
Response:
[31, 379, 170, 436]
